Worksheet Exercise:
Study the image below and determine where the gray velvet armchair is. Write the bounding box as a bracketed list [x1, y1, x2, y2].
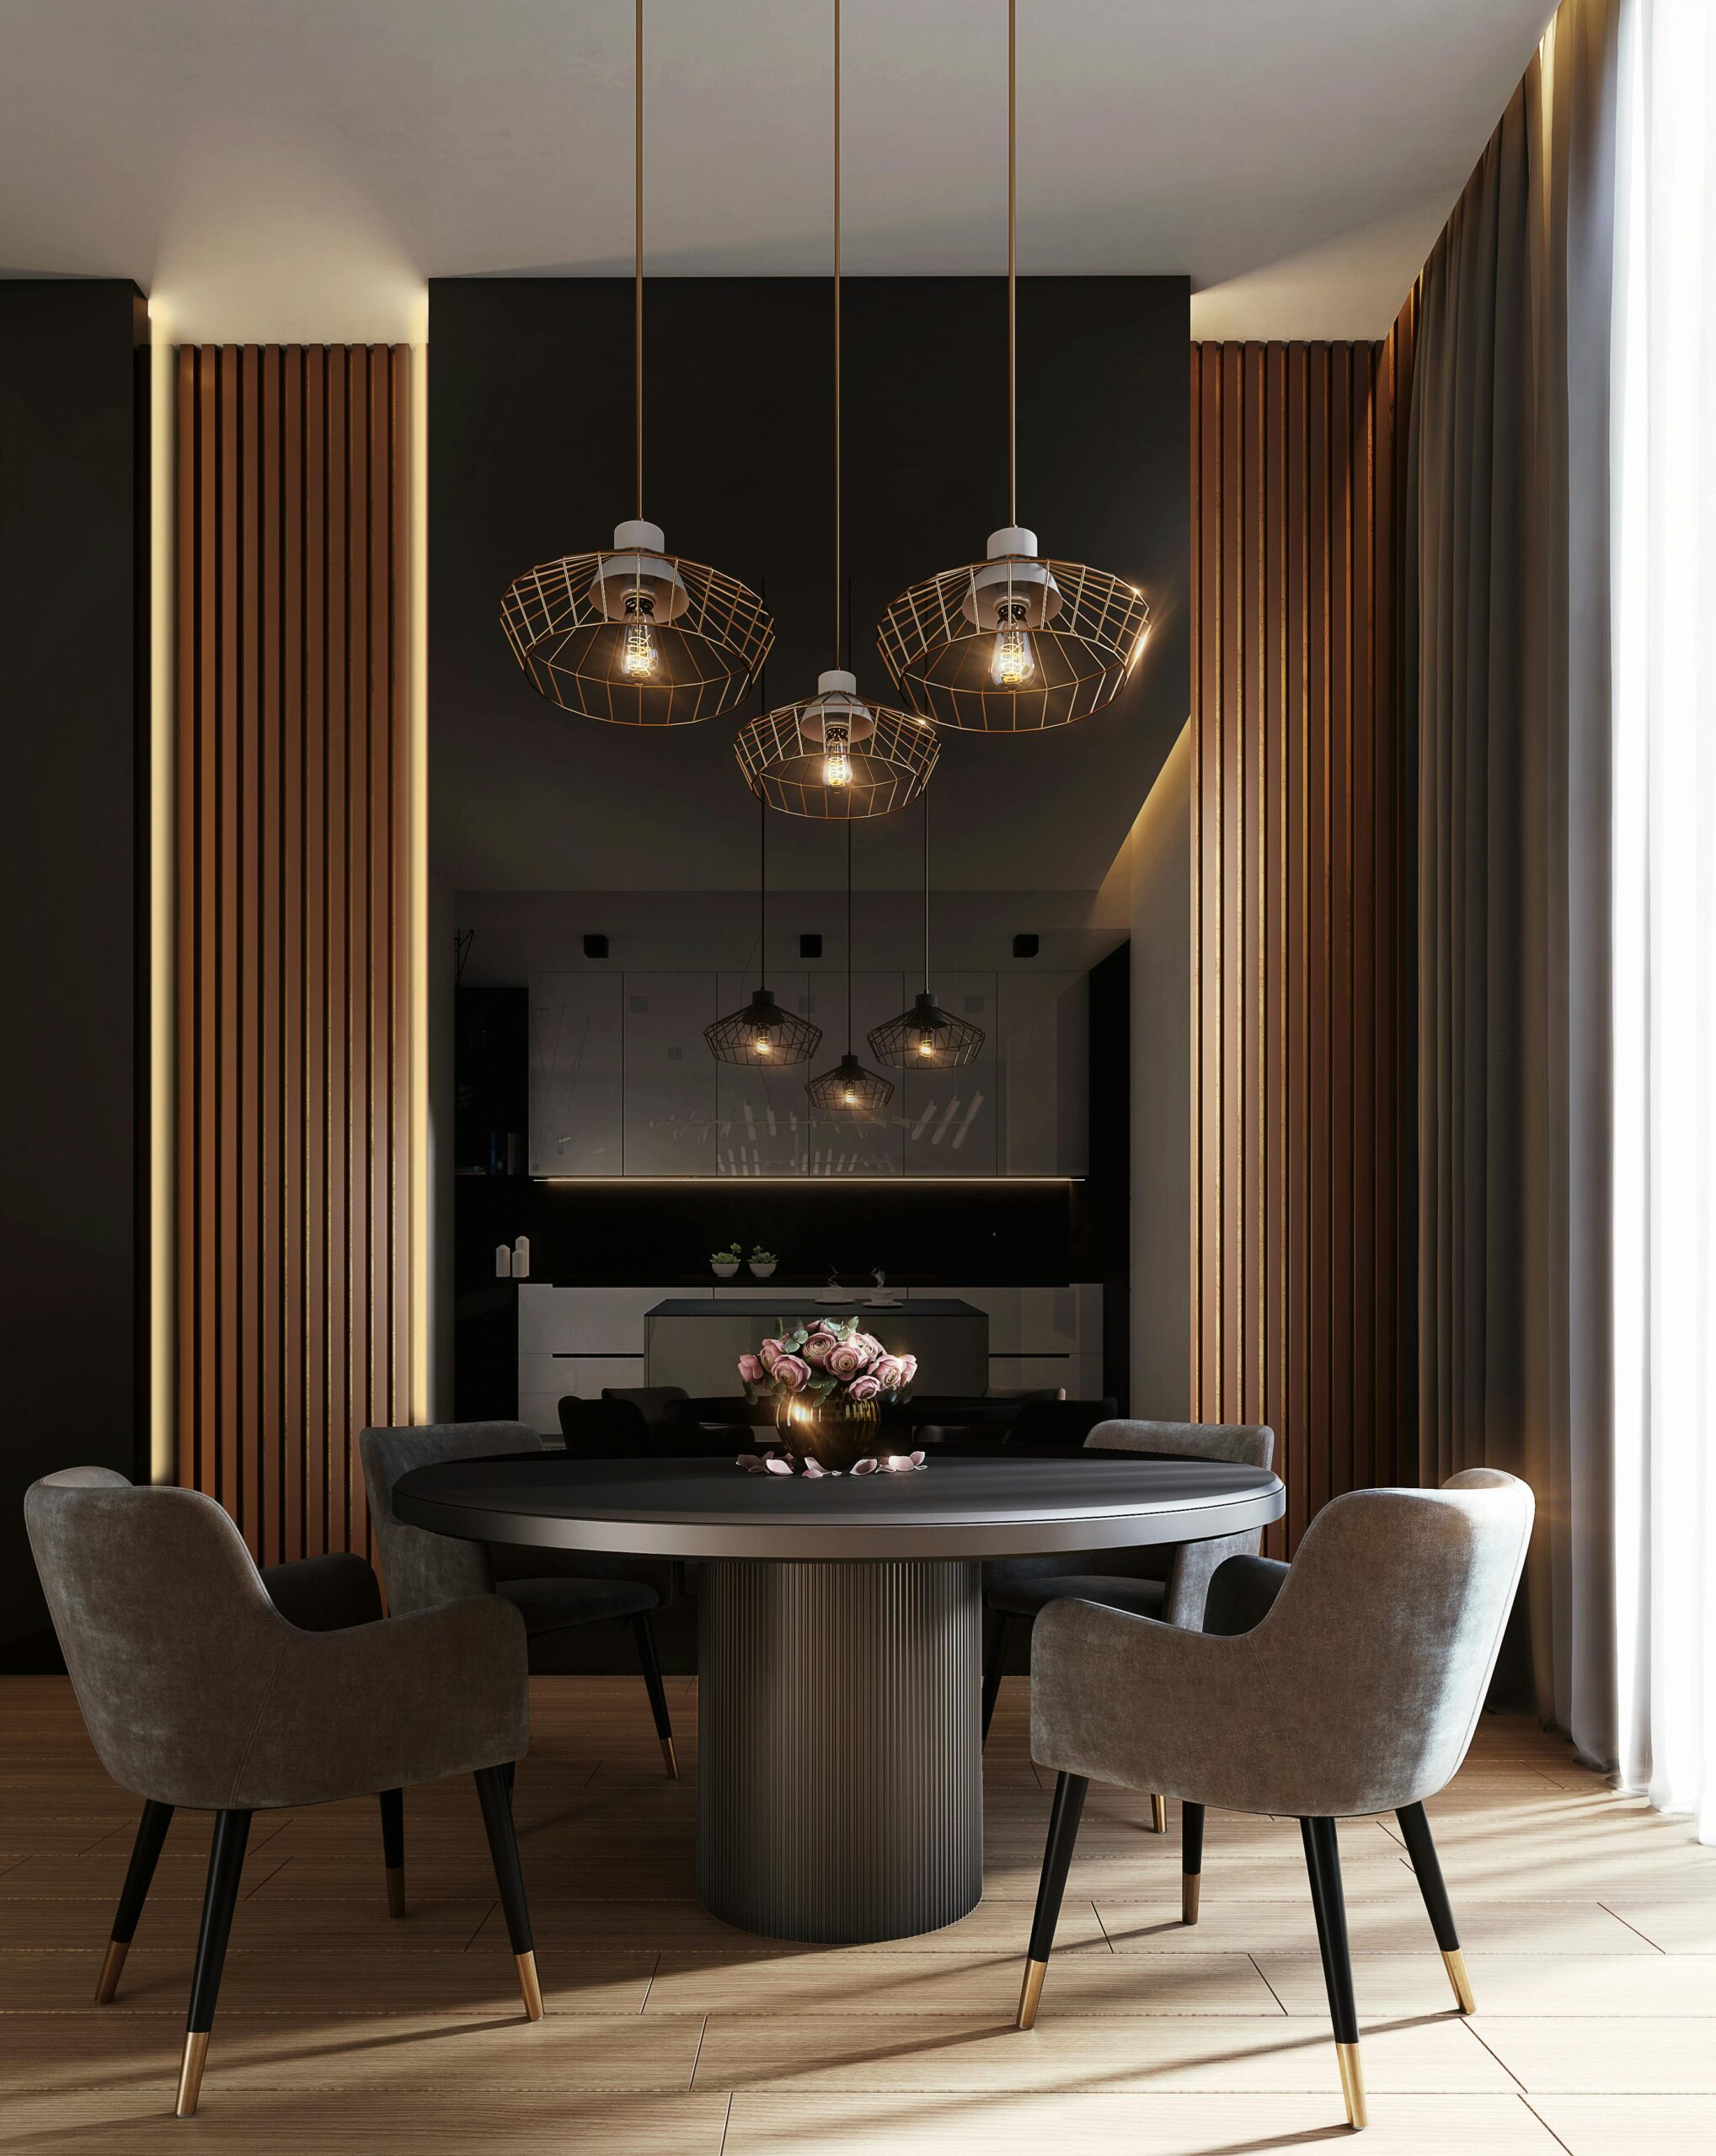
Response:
[24, 1467, 543, 2118]
[1018, 1468, 1534, 2132]
[361, 1420, 679, 1775]
[982, 1418, 1275, 1828]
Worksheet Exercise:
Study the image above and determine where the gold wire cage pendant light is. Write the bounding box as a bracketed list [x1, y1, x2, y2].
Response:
[500, 1, 772, 727]
[874, 0, 1150, 734]
[806, 825, 895, 1114]
[869, 794, 985, 1069]
[733, 0, 933, 819]
[705, 799, 823, 1065]
[735, 674, 938, 819]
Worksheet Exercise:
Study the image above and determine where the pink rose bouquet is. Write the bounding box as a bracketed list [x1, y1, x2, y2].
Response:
[737, 1316, 917, 1416]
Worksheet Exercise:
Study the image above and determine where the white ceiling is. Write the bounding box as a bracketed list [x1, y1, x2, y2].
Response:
[1, 0, 1551, 343]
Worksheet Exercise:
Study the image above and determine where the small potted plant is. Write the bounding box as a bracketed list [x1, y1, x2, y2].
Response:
[710, 1242, 743, 1280]
[748, 1245, 778, 1280]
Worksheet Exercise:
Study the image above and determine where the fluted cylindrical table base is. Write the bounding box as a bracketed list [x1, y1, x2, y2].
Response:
[697, 1557, 983, 1943]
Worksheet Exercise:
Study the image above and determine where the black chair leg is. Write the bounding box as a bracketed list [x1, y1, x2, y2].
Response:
[379, 1788, 405, 1917]
[629, 1612, 678, 1780]
[1016, 1770, 1088, 2029]
[96, 1798, 174, 2003]
[502, 1758, 516, 1797]
[1397, 1800, 1473, 2011]
[474, 1764, 544, 2021]
[175, 1808, 251, 2117]
[981, 1611, 1013, 1744]
[1181, 1800, 1205, 1925]
[1301, 1816, 1366, 2130]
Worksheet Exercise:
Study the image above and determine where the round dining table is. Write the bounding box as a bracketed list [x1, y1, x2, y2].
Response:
[393, 1450, 1285, 1945]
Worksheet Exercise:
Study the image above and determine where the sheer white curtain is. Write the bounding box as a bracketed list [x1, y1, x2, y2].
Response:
[1611, 0, 1716, 1842]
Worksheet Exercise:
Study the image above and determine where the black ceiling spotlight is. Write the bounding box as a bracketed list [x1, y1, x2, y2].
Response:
[583, 933, 610, 958]
[1012, 933, 1039, 958]
[869, 794, 986, 1069]
[799, 932, 823, 958]
[805, 825, 895, 1114]
[705, 795, 823, 1067]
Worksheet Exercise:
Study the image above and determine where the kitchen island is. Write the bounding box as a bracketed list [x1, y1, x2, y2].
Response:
[644, 1296, 989, 1396]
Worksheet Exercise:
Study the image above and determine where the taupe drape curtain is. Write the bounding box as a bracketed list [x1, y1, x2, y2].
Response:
[1409, 0, 1620, 1759]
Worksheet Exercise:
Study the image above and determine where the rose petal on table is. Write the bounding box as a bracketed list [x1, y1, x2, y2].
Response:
[803, 1459, 826, 1477]
[852, 1458, 878, 1476]
[765, 1456, 794, 1476]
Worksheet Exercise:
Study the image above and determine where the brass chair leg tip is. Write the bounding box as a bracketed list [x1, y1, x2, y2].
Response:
[1150, 1793, 1167, 1833]
[174, 2030, 210, 2117]
[386, 1865, 406, 1919]
[1181, 1873, 1201, 1925]
[516, 1949, 545, 2021]
[94, 1937, 129, 2004]
[1443, 1945, 1475, 2014]
[1015, 1957, 1046, 2031]
[660, 1737, 679, 1781]
[1336, 2041, 1367, 2130]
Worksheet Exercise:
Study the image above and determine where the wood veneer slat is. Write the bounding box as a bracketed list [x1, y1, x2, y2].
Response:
[174, 343, 410, 1560]
[1190, 313, 1415, 1550]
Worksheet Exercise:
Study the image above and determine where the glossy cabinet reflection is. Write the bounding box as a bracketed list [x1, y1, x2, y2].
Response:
[530, 969, 1088, 1178]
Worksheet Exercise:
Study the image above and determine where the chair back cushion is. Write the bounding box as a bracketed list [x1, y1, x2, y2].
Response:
[559, 1396, 655, 1454]
[1243, 1469, 1532, 1812]
[1086, 1418, 1275, 1470]
[1055, 1420, 1276, 1584]
[360, 1422, 543, 1614]
[601, 1385, 689, 1428]
[24, 1470, 290, 1803]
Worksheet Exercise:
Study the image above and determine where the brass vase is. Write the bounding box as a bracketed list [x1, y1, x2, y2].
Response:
[777, 1396, 881, 1474]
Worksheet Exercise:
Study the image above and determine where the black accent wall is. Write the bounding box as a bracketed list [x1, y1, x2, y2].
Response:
[428, 273, 1191, 894]
[0, 282, 149, 1668]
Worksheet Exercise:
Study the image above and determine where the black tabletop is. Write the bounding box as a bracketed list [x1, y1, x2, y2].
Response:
[393, 1452, 1285, 1561]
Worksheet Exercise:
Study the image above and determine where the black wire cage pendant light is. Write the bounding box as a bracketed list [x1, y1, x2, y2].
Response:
[705, 798, 823, 1065]
[500, 0, 772, 726]
[806, 826, 895, 1113]
[733, 0, 936, 818]
[868, 796, 985, 1069]
[874, 0, 1151, 733]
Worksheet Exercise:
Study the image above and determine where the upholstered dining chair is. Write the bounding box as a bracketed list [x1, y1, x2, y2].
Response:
[361, 1420, 679, 1776]
[601, 1384, 690, 1428]
[981, 1418, 1276, 1834]
[24, 1467, 542, 2117]
[1016, 1468, 1534, 2132]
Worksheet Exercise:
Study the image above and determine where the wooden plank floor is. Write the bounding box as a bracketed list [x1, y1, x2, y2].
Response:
[2, 1674, 1713, 2153]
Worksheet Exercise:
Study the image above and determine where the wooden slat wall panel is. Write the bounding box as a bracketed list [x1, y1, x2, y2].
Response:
[175, 344, 412, 1563]
[1189, 316, 1415, 1556]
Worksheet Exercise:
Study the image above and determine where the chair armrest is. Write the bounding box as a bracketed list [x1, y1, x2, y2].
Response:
[228, 1595, 529, 1811]
[1029, 1596, 1278, 1810]
[260, 1553, 383, 1633]
[1159, 1527, 1265, 1630]
[1203, 1553, 1289, 1636]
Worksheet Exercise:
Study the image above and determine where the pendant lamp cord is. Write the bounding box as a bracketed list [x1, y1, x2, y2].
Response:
[758, 790, 767, 980]
[832, 0, 842, 659]
[635, 0, 645, 521]
[922, 793, 931, 993]
[846, 820, 853, 1052]
[1007, 0, 1017, 529]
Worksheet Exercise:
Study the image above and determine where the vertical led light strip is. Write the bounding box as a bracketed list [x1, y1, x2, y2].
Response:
[148, 301, 175, 1484]
[408, 307, 430, 1422]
